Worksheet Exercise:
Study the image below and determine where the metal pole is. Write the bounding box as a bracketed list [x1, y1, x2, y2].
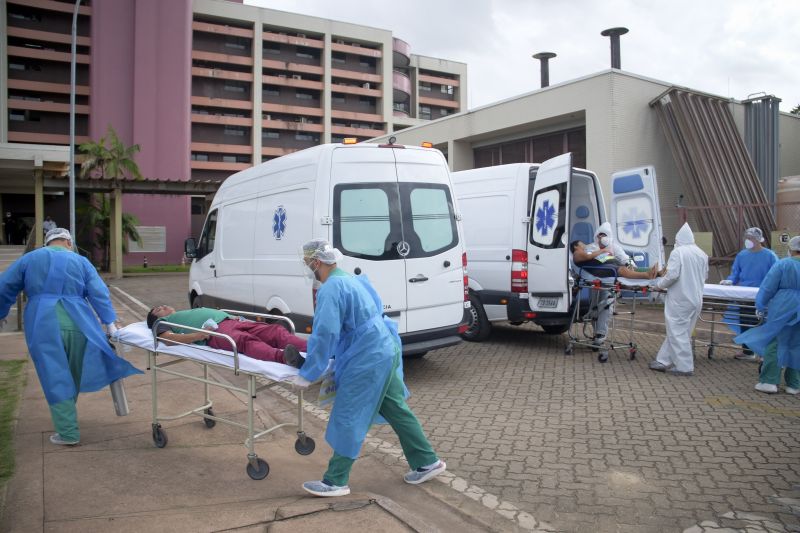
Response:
[69, 0, 82, 240]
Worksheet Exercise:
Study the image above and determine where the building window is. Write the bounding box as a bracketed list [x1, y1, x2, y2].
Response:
[359, 57, 375, 68]
[262, 131, 280, 139]
[9, 63, 25, 71]
[9, 112, 25, 122]
[9, 12, 41, 22]
[223, 155, 237, 163]
[264, 86, 280, 97]
[295, 91, 314, 100]
[296, 46, 318, 59]
[264, 42, 281, 55]
[439, 108, 449, 116]
[332, 52, 346, 64]
[359, 96, 374, 106]
[420, 106, 431, 120]
[224, 38, 248, 51]
[191, 153, 209, 161]
[332, 95, 346, 104]
[223, 127, 246, 137]
[420, 82, 431, 92]
[296, 133, 318, 142]
[440, 85, 454, 95]
[224, 83, 246, 93]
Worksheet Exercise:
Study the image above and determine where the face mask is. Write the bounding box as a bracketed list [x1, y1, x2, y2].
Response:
[599, 236, 610, 247]
[744, 239, 754, 250]
[303, 261, 320, 282]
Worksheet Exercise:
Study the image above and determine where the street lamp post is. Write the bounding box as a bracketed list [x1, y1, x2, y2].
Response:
[69, 0, 82, 240]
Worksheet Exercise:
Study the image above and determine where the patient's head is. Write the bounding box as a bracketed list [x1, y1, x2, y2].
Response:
[146, 304, 175, 329]
[570, 240, 585, 254]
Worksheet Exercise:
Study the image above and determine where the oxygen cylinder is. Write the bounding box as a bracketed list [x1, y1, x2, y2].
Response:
[110, 379, 130, 416]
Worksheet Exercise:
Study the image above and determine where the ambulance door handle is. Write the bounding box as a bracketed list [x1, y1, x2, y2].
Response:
[443, 260, 450, 268]
[535, 255, 539, 261]
[210, 263, 215, 268]
[409, 275, 429, 283]
[354, 267, 361, 275]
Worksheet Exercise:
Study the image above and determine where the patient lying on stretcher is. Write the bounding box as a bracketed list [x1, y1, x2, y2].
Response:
[570, 240, 665, 279]
[146, 305, 306, 368]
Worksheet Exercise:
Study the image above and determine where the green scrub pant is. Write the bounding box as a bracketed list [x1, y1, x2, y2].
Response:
[323, 353, 438, 487]
[759, 340, 800, 389]
[48, 318, 87, 442]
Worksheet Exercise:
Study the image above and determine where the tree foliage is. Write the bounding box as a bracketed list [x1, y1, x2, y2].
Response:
[791, 104, 800, 116]
[79, 125, 143, 180]
[77, 194, 143, 271]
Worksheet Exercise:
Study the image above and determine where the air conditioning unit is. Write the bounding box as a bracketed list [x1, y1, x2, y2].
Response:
[292, 74, 302, 80]
[264, 114, 272, 120]
[300, 117, 308, 123]
[278, 74, 287, 78]
[297, 33, 306, 38]
[336, 39, 345, 44]
[363, 82, 370, 89]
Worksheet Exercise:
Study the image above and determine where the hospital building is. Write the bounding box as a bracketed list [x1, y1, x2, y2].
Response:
[0, 0, 466, 264]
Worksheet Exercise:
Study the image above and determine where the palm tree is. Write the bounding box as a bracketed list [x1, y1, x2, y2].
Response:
[79, 125, 144, 180]
[77, 195, 143, 271]
[78, 125, 144, 270]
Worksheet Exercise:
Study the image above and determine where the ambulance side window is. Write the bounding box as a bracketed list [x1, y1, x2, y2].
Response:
[197, 209, 218, 259]
[333, 184, 402, 260]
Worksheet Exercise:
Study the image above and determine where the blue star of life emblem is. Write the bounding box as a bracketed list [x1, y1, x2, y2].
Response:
[272, 206, 287, 240]
[622, 209, 650, 239]
[535, 199, 556, 237]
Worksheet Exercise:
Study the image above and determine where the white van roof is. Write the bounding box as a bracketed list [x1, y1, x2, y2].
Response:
[216, 142, 439, 198]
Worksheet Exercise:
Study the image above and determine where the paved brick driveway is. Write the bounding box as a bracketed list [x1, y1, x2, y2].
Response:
[110, 275, 800, 532]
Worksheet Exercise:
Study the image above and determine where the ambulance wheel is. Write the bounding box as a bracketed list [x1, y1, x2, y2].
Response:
[462, 294, 490, 342]
[152, 424, 168, 448]
[247, 458, 269, 480]
[564, 344, 573, 356]
[629, 348, 637, 361]
[203, 408, 216, 428]
[295, 435, 316, 456]
[598, 352, 609, 363]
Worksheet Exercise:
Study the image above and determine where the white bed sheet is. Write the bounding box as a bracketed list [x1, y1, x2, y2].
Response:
[113, 322, 300, 382]
[703, 284, 758, 301]
[576, 269, 652, 287]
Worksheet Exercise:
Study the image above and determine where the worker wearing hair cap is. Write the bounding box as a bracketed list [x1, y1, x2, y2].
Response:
[293, 238, 445, 497]
[720, 227, 778, 361]
[736, 235, 800, 395]
[0, 228, 142, 445]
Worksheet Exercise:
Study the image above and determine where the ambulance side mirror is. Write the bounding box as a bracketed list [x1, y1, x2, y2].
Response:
[185, 238, 198, 259]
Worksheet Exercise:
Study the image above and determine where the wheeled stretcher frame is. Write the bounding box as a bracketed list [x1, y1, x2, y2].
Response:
[116, 310, 315, 480]
[564, 266, 651, 363]
[693, 288, 761, 359]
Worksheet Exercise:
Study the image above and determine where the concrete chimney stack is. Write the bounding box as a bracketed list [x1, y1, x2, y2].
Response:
[600, 27, 629, 69]
[532, 52, 557, 88]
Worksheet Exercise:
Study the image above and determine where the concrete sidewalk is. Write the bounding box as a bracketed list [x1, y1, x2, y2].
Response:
[0, 318, 521, 531]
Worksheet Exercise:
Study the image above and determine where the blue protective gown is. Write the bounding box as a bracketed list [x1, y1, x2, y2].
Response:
[723, 247, 779, 333]
[300, 269, 406, 459]
[735, 257, 800, 370]
[0, 247, 142, 404]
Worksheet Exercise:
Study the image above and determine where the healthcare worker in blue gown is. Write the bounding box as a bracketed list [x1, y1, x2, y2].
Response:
[291, 239, 446, 497]
[0, 228, 142, 445]
[720, 227, 778, 361]
[735, 235, 800, 395]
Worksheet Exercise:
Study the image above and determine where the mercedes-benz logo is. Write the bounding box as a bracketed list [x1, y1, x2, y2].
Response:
[396, 241, 410, 257]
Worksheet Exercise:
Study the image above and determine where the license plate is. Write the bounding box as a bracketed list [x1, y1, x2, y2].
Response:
[537, 297, 558, 308]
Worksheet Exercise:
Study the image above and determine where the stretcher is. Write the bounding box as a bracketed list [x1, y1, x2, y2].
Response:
[112, 310, 315, 480]
[565, 264, 654, 363]
[694, 284, 761, 358]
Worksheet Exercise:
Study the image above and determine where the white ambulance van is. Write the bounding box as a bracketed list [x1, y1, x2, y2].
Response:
[185, 141, 469, 357]
[452, 153, 662, 341]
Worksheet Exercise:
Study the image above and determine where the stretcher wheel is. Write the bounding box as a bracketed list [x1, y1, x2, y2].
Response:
[707, 346, 715, 359]
[246, 458, 269, 480]
[564, 344, 573, 356]
[629, 348, 637, 361]
[295, 435, 316, 456]
[152, 424, 168, 448]
[598, 352, 609, 363]
[203, 408, 216, 428]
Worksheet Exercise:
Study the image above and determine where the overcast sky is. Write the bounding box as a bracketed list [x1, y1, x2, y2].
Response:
[245, 0, 800, 113]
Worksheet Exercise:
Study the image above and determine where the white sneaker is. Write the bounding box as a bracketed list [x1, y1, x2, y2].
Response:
[49, 433, 79, 446]
[785, 387, 799, 395]
[404, 460, 447, 485]
[754, 383, 778, 394]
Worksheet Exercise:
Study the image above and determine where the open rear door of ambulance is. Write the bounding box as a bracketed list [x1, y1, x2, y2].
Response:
[527, 153, 572, 314]
[609, 165, 664, 269]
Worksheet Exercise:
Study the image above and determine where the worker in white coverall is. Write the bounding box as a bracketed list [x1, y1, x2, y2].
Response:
[648, 223, 709, 376]
[583, 222, 633, 349]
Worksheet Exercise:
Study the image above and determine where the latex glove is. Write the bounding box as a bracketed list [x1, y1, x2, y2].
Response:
[719, 279, 733, 286]
[105, 323, 118, 337]
[287, 374, 312, 390]
[755, 309, 765, 320]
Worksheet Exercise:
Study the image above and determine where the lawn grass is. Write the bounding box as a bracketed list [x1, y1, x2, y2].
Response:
[0, 360, 27, 489]
[123, 264, 190, 274]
